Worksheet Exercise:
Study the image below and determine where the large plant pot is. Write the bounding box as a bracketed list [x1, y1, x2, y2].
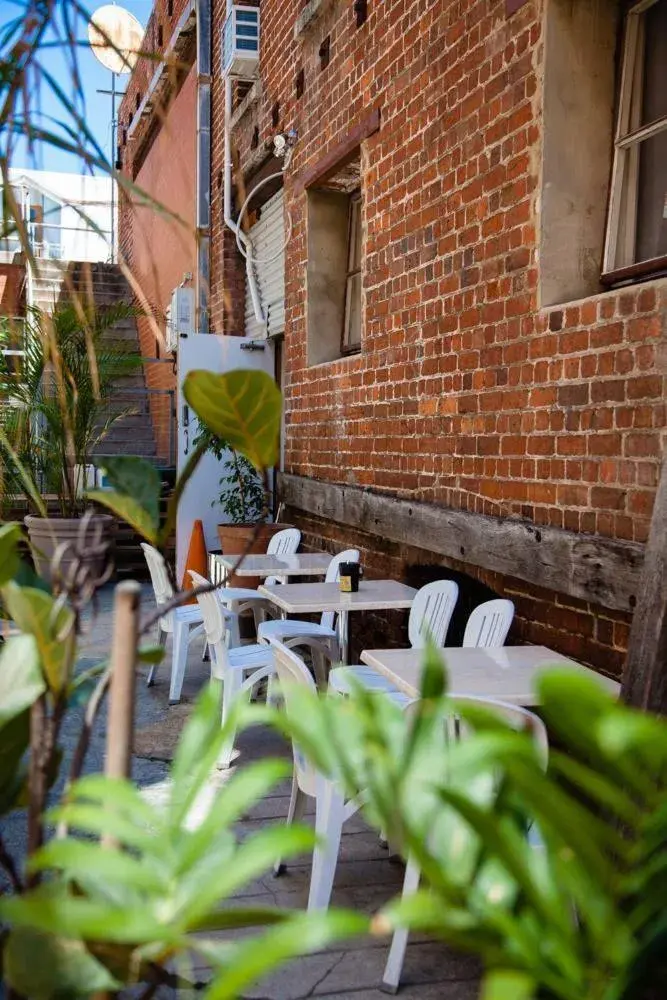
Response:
[25, 514, 117, 586]
[216, 522, 292, 588]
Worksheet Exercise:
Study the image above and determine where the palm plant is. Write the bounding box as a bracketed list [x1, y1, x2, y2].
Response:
[0, 302, 142, 517]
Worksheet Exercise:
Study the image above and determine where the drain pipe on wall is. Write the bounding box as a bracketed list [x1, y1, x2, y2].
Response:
[223, 71, 265, 326]
[195, 0, 211, 333]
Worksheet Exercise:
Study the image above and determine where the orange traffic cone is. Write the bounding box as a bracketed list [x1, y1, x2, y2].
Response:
[181, 519, 208, 604]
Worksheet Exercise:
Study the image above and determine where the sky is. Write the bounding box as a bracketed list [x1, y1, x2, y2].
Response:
[4, 0, 153, 175]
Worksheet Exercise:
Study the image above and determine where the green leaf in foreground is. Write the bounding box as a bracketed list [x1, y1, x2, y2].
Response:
[0, 521, 22, 585]
[0, 633, 45, 730]
[0, 585, 74, 694]
[183, 368, 282, 471]
[4, 927, 120, 1000]
[89, 456, 162, 544]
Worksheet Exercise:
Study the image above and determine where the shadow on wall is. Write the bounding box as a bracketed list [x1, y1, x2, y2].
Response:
[404, 564, 504, 647]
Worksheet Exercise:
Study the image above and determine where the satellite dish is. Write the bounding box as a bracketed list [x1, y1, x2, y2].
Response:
[88, 4, 144, 74]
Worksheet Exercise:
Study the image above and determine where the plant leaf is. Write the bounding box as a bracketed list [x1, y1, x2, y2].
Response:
[4, 927, 120, 1000]
[0, 584, 74, 694]
[0, 633, 45, 729]
[481, 969, 537, 1000]
[89, 456, 162, 544]
[0, 521, 22, 584]
[0, 710, 30, 815]
[183, 369, 282, 471]
[202, 910, 370, 1000]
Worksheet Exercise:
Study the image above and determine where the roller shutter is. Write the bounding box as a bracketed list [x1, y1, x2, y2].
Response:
[244, 189, 285, 339]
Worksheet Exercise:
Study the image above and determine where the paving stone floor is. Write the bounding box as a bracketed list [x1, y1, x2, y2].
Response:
[2, 584, 481, 999]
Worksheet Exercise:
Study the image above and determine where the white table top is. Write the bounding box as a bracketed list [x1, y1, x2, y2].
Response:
[257, 580, 418, 614]
[210, 552, 331, 578]
[359, 645, 621, 706]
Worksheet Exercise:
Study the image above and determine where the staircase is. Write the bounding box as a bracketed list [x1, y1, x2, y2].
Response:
[28, 259, 159, 464]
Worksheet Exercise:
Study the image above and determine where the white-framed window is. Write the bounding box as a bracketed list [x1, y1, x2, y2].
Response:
[604, 0, 667, 279]
[342, 192, 362, 354]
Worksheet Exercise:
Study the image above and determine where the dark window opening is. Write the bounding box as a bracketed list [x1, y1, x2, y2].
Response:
[167, 0, 173, 15]
[319, 36, 331, 70]
[135, 93, 141, 111]
[295, 68, 305, 99]
[251, 126, 260, 149]
[353, 0, 368, 27]
[157, 23, 163, 47]
[272, 102, 280, 127]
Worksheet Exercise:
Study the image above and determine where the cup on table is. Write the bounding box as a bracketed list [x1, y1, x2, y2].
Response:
[339, 562, 360, 593]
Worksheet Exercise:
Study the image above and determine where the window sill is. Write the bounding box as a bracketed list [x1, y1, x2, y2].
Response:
[308, 350, 362, 371]
[294, 0, 334, 39]
[601, 254, 667, 288]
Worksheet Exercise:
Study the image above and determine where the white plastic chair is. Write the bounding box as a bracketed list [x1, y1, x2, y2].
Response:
[268, 637, 363, 907]
[190, 570, 276, 769]
[382, 697, 548, 994]
[329, 579, 459, 697]
[141, 543, 211, 704]
[257, 549, 361, 661]
[212, 527, 302, 627]
[462, 598, 515, 647]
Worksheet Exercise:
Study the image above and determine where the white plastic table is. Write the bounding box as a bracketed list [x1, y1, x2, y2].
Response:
[257, 580, 418, 662]
[209, 552, 331, 584]
[359, 645, 621, 705]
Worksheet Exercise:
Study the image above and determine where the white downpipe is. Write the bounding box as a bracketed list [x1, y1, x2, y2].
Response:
[223, 74, 265, 326]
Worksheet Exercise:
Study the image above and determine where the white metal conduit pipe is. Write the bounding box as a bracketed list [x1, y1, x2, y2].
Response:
[223, 74, 264, 325]
[223, 74, 294, 327]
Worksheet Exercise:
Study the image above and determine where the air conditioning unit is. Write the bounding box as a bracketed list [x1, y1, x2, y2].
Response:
[166, 286, 195, 352]
[222, 5, 260, 79]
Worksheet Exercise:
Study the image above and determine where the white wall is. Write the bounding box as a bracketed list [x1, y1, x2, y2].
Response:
[7, 168, 114, 262]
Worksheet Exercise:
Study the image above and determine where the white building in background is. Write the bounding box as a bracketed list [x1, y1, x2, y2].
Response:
[1, 168, 114, 263]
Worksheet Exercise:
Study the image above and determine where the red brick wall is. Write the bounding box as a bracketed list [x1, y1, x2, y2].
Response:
[0, 263, 25, 317]
[209, 0, 666, 672]
[118, 0, 196, 461]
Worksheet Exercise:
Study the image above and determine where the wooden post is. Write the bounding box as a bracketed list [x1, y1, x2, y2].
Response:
[105, 580, 141, 780]
[622, 448, 667, 715]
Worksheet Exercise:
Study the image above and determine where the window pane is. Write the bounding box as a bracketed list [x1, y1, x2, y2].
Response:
[636, 129, 667, 262]
[641, 0, 667, 126]
[343, 272, 361, 349]
[348, 197, 362, 271]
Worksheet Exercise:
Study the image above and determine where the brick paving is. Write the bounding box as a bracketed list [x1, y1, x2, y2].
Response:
[3, 584, 481, 999]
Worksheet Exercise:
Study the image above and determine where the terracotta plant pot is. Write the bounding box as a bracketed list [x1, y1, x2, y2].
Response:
[25, 514, 117, 586]
[216, 522, 292, 588]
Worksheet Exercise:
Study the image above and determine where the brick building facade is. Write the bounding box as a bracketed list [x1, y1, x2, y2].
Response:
[121, 0, 667, 677]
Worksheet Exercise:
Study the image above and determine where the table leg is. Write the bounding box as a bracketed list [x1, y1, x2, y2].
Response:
[339, 610, 349, 664]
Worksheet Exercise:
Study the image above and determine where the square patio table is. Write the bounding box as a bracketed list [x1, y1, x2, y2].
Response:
[209, 551, 331, 585]
[257, 580, 418, 662]
[359, 645, 621, 705]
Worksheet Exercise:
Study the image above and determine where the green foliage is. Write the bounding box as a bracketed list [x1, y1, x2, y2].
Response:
[92, 370, 282, 541]
[88, 455, 163, 545]
[193, 426, 268, 524]
[184, 369, 282, 472]
[0, 683, 368, 998]
[252, 658, 667, 1000]
[0, 303, 143, 517]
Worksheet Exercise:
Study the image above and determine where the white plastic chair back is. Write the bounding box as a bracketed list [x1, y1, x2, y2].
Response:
[268, 638, 319, 797]
[265, 527, 301, 585]
[190, 569, 228, 678]
[450, 696, 548, 768]
[141, 543, 175, 633]
[408, 580, 459, 648]
[462, 599, 515, 648]
[321, 549, 360, 630]
[267, 527, 301, 556]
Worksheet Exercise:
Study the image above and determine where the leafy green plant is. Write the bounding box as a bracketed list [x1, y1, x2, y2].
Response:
[0, 678, 367, 999]
[0, 303, 142, 517]
[255, 651, 667, 1000]
[193, 426, 268, 525]
[0, 368, 368, 998]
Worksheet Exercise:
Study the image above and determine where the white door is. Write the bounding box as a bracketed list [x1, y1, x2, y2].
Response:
[245, 189, 285, 339]
[176, 334, 275, 581]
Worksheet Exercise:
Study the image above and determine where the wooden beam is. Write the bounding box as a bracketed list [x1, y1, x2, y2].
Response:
[294, 108, 381, 193]
[278, 474, 644, 613]
[622, 448, 667, 713]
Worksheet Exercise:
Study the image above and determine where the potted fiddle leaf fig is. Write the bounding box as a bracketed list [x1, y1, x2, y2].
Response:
[0, 303, 142, 582]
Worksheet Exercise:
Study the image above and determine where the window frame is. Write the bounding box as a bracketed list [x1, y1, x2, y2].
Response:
[603, 0, 667, 283]
[341, 191, 362, 356]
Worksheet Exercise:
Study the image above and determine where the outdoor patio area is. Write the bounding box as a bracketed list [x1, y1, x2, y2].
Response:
[2, 584, 481, 1000]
